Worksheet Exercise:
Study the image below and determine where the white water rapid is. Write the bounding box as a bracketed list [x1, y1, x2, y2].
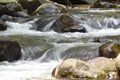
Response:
[0, 9, 120, 80]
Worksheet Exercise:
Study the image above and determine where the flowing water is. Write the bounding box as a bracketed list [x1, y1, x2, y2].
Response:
[0, 9, 120, 80]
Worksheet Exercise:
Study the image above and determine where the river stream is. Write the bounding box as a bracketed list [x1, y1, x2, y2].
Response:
[0, 9, 120, 80]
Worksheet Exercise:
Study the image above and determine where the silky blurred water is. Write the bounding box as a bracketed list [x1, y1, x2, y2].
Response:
[0, 9, 120, 80]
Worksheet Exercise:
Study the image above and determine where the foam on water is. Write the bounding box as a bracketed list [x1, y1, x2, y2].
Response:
[0, 9, 120, 80]
[0, 61, 59, 80]
[83, 9, 120, 13]
[0, 19, 120, 39]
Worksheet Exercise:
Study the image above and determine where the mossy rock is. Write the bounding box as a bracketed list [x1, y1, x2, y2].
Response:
[99, 41, 120, 58]
[0, 0, 17, 3]
[33, 3, 67, 15]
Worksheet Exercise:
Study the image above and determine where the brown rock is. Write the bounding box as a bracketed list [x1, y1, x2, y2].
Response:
[51, 14, 86, 33]
[0, 40, 22, 62]
[99, 41, 120, 58]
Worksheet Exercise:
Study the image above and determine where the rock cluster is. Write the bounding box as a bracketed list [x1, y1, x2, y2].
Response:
[52, 41, 120, 79]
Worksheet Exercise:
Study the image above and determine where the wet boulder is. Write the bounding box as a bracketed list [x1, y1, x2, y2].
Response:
[88, 57, 118, 79]
[14, 11, 30, 18]
[0, 19, 7, 31]
[31, 14, 86, 33]
[0, 4, 6, 16]
[88, 57, 116, 73]
[1, 14, 31, 23]
[33, 2, 67, 15]
[99, 41, 120, 58]
[52, 58, 94, 79]
[0, 40, 22, 62]
[1, 15, 16, 22]
[0, 2, 23, 16]
[18, 0, 40, 14]
[52, 57, 118, 79]
[30, 16, 55, 31]
[114, 54, 120, 76]
[5, 2, 23, 15]
[50, 14, 86, 33]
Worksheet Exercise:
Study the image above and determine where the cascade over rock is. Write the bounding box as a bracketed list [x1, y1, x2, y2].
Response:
[31, 14, 86, 33]
[50, 14, 86, 33]
[0, 40, 22, 62]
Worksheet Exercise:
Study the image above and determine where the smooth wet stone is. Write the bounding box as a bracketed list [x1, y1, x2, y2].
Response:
[1, 14, 31, 23]
[0, 2, 23, 16]
[33, 2, 67, 15]
[99, 41, 120, 58]
[14, 11, 30, 18]
[0, 40, 22, 62]
[50, 14, 86, 33]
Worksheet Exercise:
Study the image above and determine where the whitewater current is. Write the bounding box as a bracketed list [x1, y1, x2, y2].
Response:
[0, 9, 120, 80]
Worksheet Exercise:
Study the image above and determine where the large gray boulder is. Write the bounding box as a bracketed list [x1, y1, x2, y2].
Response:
[33, 2, 67, 15]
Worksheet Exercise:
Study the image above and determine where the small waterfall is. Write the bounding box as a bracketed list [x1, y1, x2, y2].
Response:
[72, 14, 120, 32]
[0, 9, 120, 80]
